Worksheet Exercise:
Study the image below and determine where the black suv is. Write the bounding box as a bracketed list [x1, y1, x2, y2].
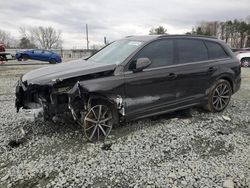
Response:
[16, 35, 241, 141]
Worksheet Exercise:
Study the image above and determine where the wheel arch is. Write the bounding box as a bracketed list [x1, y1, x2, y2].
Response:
[68, 82, 123, 124]
[87, 92, 120, 125]
[216, 75, 234, 92]
[88, 93, 115, 107]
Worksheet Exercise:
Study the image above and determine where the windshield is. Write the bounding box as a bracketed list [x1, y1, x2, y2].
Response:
[88, 39, 144, 65]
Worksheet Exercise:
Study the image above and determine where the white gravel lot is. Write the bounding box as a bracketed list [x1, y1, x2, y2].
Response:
[0, 62, 249, 188]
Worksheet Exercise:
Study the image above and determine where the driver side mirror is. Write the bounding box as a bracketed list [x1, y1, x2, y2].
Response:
[131, 58, 151, 73]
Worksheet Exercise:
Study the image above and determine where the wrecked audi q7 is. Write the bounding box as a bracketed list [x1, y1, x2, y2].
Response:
[16, 35, 241, 141]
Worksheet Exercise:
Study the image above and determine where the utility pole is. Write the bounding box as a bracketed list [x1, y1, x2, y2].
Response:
[86, 24, 89, 50]
[104, 37, 107, 45]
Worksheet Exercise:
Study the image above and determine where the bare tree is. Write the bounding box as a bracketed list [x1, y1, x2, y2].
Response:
[0, 29, 18, 48]
[19, 26, 62, 49]
[0, 29, 11, 45]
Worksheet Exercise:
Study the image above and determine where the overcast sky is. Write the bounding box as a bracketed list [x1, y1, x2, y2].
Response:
[0, 0, 249, 48]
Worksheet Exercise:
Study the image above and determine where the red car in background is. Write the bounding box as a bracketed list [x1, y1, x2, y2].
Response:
[0, 43, 15, 62]
[0, 43, 5, 52]
[0, 43, 6, 62]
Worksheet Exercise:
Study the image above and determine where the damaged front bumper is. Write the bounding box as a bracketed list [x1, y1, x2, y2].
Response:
[15, 78, 124, 124]
[15, 79, 88, 122]
[15, 79, 43, 112]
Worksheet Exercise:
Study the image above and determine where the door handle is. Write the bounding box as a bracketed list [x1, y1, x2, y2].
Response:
[167, 73, 177, 79]
[208, 67, 216, 72]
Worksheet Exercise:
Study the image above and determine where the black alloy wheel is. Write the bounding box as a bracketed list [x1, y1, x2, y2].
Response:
[205, 79, 232, 112]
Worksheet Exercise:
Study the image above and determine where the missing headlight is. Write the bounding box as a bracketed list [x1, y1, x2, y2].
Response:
[56, 86, 72, 93]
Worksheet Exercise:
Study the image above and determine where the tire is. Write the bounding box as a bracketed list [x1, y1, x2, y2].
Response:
[83, 100, 116, 141]
[22, 54, 29, 61]
[49, 59, 57, 64]
[204, 79, 232, 112]
[241, 57, 250, 67]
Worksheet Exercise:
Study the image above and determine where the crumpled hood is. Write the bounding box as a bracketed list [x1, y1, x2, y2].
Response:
[22, 59, 117, 85]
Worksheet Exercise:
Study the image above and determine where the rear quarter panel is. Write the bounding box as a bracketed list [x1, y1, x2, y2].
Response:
[211, 57, 241, 94]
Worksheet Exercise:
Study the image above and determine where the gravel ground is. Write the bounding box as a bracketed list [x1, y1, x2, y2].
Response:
[0, 62, 250, 188]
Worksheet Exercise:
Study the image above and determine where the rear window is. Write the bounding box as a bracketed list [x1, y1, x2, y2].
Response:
[176, 39, 208, 64]
[205, 41, 229, 59]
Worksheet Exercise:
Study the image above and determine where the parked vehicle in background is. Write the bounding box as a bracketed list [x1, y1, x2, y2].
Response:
[232, 48, 250, 53]
[236, 52, 250, 67]
[16, 49, 62, 64]
[0, 43, 6, 62]
[0, 43, 15, 63]
[15, 35, 241, 141]
[0, 43, 5, 52]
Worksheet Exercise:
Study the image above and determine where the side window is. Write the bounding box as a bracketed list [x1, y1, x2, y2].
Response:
[176, 39, 208, 64]
[34, 50, 42, 54]
[132, 39, 174, 69]
[205, 41, 229, 59]
[44, 51, 51, 54]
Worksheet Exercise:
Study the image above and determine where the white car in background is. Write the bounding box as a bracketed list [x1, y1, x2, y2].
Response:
[236, 52, 250, 67]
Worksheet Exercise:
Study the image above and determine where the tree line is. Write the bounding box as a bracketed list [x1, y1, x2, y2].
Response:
[188, 16, 250, 48]
[149, 16, 250, 48]
[0, 26, 62, 49]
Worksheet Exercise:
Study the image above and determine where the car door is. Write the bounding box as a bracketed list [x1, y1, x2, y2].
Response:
[32, 50, 43, 60]
[124, 39, 180, 119]
[173, 38, 218, 105]
[43, 51, 53, 61]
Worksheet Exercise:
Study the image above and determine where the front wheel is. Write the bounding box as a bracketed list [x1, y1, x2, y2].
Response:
[22, 54, 29, 61]
[205, 79, 232, 112]
[83, 102, 114, 141]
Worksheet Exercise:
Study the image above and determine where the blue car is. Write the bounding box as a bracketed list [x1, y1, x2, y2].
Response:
[16, 49, 62, 64]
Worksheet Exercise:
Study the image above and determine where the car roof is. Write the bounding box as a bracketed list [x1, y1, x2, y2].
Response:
[125, 34, 218, 42]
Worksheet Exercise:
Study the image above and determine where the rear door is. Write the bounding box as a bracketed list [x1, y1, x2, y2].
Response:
[173, 38, 217, 105]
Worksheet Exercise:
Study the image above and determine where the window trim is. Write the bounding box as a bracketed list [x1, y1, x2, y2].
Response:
[123, 37, 232, 74]
[124, 57, 231, 74]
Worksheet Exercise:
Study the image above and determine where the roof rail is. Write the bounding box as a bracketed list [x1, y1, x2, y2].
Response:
[158, 34, 217, 39]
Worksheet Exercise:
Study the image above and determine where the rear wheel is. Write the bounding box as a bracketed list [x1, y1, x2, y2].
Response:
[83, 101, 114, 141]
[49, 59, 57, 64]
[205, 79, 232, 112]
